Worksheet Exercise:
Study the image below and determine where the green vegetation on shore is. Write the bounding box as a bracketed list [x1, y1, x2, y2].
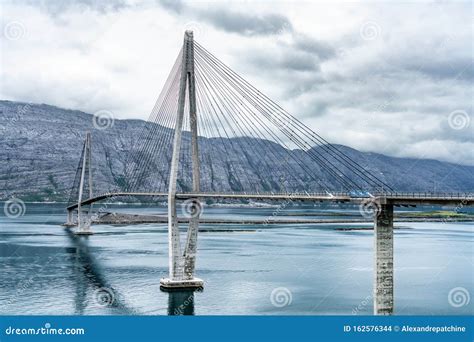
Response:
[398, 210, 471, 218]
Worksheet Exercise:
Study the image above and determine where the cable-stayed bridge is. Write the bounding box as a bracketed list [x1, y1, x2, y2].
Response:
[64, 31, 473, 315]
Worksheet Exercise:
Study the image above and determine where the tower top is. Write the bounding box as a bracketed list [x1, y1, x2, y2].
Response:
[185, 30, 194, 39]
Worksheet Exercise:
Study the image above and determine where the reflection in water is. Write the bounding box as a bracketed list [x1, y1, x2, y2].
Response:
[167, 290, 198, 315]
[73, 243, 87, 315]
[65, 229, 136, 314]
[66, 228, 201, 316]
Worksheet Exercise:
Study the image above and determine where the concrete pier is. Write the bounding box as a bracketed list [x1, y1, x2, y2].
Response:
[374, 202, 394, 315]
[63, 209, 76, 227]
[160, 277, 204, 291]
[75, 210, 94, 235]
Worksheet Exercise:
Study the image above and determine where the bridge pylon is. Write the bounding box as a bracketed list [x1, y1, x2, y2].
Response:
[69, 132, 94, 235]
[160, 30, 203, 290]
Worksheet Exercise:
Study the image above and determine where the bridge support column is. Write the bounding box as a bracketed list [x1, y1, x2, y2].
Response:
[160, 30, 203, 291]
[183, 31, 201, 282]
[64, 209, 76, 227]
[374, 201, 394, 315]
[76, 207, 93, 235]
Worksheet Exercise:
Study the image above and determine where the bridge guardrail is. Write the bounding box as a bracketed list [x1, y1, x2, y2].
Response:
[83, 191, 473, 199]
[70, 191, 474, 211]
[378, 192, 473, 199]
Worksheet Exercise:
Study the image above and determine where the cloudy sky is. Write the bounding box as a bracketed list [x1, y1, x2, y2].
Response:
[1, 0, 472, 164]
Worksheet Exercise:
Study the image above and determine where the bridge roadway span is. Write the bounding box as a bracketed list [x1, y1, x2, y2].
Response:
[66, 191, 473, 211]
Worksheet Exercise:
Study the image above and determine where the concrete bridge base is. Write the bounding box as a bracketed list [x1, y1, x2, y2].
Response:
[160, 277, 204, 291]
[73, 210, 94, 235]
[63, 209, 76, 227]
[75, 230, 94, 236]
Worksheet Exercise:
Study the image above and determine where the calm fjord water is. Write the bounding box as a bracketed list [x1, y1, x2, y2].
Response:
[0, 203, 472, 315]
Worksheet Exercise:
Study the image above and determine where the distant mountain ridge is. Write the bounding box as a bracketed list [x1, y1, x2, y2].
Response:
[0, 100, 472, 201]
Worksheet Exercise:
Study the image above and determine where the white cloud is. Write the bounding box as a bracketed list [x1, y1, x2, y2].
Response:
[1, 0, 472, 164]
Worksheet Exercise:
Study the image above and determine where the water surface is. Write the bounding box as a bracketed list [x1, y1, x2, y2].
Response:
[0, 203, 472, 315]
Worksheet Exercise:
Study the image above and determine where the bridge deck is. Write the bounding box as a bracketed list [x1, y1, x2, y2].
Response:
[66, 191, 473, 211]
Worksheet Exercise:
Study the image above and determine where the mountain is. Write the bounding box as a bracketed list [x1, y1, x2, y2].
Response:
[0, 100, 472, 202]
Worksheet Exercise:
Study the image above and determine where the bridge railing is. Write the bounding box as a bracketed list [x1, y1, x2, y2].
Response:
[178, 191, 474, 199]
[378, 192, 473, 199]
[72, 190, 474, 209]
[179, 191, 351, 197]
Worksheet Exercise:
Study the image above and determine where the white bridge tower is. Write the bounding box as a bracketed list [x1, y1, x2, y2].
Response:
[160, 31, 203, 290]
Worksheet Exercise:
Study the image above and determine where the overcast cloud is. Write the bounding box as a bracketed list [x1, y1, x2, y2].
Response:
[1, 0, 472, 164]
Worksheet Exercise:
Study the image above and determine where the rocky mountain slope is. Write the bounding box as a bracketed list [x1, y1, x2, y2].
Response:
[1, 100, 472, 201]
